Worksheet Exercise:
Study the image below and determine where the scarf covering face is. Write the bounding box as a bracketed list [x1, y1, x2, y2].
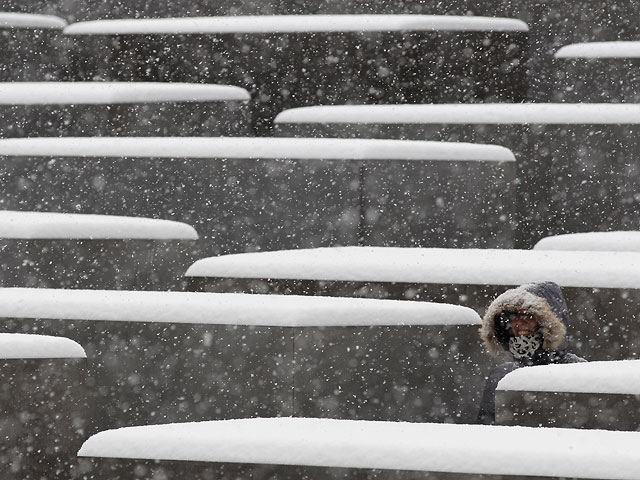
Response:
[508, 332, 543, 359]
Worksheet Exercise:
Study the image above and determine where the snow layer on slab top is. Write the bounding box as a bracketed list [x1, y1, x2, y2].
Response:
[0, 82, 250, 104]
[0, 211, 197, 240]
[64, 15, 528, 36]
[497, 360, 640, 395]
[0, 137, 515, 162]
[274, 103, 640, 125]
[0, 13, 67, 30]
[0, 288, 479, 327]
[535, 231, 640, 252]
[185, 247, 640, 289]
[0, 333, 85, 359]
[77, 418, 640, 479]
[555, 41, 640, 59]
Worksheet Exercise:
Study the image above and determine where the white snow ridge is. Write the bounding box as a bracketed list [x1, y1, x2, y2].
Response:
[0, 137, 515, 162]
[555, 41, 640, 59]
[498, 360, 640, 395]
[0, 288, 479, 327]
[64, 15, 528, 36]
[78, 418, 640, 479]
[0, 333, 85, 359]
[534, 231, 640, 252]
[274, 103, 640, 125]
[185, 246, 640, 289]
[0, 82, 250, 105]
[0, 211, 198, 240]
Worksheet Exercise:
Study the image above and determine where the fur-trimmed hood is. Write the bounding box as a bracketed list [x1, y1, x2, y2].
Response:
[480, 281, 569, 357]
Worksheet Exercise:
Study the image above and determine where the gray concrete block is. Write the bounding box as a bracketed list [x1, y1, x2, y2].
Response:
[0, 102, 250, 137]
[277, 114, 640, 248]
[0, 289, 485, 437]
[359, 160, 516, 248]
[0, 212, 199, 290]
[193, 277, 640, 363]
[0, 155, 359, 256]
[1, 138, 484, 256]
[554, 58, 640, 103]
[67, 27, 527, 135]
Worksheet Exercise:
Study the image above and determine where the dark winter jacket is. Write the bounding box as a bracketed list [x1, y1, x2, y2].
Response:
[477, 281, 586, 425]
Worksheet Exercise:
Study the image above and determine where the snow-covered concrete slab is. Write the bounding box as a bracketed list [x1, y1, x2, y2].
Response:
[497, 360, 640, 395]
[64, 15, 528, 36]
[0, 137, 515, 161]
[0, 82, 250, 104]
[0, 12, 67, 30]
[0, 288, 478, 327]
[535, 232, 640, 252]
[555, 41, 640, 59]
[274, 103, 640, 125]
[185, 247, 640, 289]
[0, 332, 87, 480]
[78, 417, 640, 479]
[0, 333, 85, 359]
[0, 211, 198, 240]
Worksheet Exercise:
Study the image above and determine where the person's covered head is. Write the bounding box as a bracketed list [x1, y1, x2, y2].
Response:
[480, 281, 569, 361]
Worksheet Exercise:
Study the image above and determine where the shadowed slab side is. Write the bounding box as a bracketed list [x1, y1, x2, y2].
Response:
[0, 13, 68, 81]
[0, 239, 199, 290]
[355, 158, 515, 248]
[496, 391, 640, 431]
[1, 319, 293, 437]
[0, 156, 358, 257]
[0, 82, 251, 137]
[293, 324, 488, 424]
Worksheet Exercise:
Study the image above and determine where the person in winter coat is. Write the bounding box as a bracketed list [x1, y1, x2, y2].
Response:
[476, 281, 586, 424]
